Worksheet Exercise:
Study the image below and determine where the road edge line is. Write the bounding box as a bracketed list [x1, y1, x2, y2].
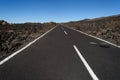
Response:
[0, 26, 57, 65]
[73, 45, 99, 80]
[67, 27, 120, 48]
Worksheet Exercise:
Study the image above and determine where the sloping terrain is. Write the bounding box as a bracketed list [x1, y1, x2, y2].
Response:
[1, 14, 120, 61]
[0, 21, 56, 60]
[64, 14, 120, 46]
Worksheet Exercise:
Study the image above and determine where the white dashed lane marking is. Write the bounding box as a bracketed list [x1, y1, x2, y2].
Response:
[73, 45, 99, 80]
[64, 31, 67, 35]
[90, 42, 97, 45]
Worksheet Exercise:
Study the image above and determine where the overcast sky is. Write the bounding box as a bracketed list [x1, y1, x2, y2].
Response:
[0, 0, 120, 23]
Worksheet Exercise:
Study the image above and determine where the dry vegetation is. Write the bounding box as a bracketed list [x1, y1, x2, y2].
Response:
[0, 14, 120, 60]
[0, 21, 56, 60]
[64, 15, 120, 45]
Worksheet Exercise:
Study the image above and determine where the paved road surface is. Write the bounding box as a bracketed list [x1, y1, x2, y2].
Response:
[0, 26, 120, 80]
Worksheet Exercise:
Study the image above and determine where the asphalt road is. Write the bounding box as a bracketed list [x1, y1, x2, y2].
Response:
[0, 26, 120, 80]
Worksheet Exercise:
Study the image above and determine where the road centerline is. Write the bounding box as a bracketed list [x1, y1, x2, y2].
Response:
[64, 31, 67, 35]
[73, 45, 99, 80]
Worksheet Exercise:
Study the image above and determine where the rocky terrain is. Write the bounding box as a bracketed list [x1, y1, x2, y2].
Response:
[64, 14, 120, 46]
[0, 21, 56, 60]
[0, 14, 120, 60]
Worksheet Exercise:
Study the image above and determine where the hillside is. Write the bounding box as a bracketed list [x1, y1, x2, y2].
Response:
[0, 20, 9, 25]
[1, 14, 120, 60]
[0, 21, 56, 60]
[64, 14, 120, 46]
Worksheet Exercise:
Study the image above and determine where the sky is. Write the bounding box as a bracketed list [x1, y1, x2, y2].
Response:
[0, 0, 120, 23]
